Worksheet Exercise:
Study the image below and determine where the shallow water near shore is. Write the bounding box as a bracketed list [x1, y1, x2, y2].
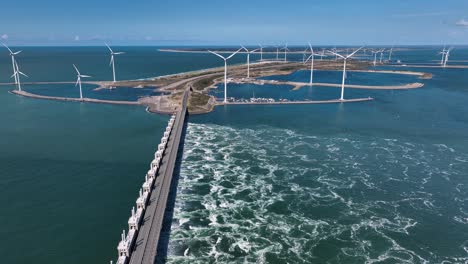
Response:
[0, 47, 467, 263]
[22, 83, 165, 101]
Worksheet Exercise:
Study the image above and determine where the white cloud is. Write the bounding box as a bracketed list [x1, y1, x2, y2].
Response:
[1, 34, 8, 40]
[456, 19, 468, 27]
[74, 35, 80, 41]
[393, 12, 449, 18]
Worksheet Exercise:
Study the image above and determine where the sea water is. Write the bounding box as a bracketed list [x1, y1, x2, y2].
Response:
[0, 46, 467, 263]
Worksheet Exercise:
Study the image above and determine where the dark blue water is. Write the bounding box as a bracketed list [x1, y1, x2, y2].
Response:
[0, 89, 169, 264]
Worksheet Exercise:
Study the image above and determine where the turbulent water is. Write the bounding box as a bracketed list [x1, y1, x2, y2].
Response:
[167, 123, 467, 263]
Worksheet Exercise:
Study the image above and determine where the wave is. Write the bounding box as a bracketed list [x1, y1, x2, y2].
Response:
[167, 123, 468, 263]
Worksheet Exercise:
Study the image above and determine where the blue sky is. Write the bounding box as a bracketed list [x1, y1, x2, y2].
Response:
[1, 0, 468, 46]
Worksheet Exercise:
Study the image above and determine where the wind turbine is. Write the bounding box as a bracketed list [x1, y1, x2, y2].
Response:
[332, 46, 338, 61]
[443, 47, 453, 68]
[439, 46, 447, 65]
[258, 44, 264, 61]
[3, 43, 22, 85]
[208, 48, 242, 103]
[388, 46, 394, 61]
[11, 60, 28, 91]
[280, 44, 289, 62]
[275, 45, 280, 61]
[371, 49, 382, 66]
[320, 49, 326, 60]
[379, 49, 385, 63]
[302, 47, 309, 63]
[241, 46, 259, 78]
[328, 47, 364, 101]
[73, 64, 91, 100]
[105, 43, 124, 85]
[304, 43, 319, 86]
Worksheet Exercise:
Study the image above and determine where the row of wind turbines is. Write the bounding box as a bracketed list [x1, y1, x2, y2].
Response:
[439, 46, 453, 67]
[2, 43, 456, 103]
[208, 44, 459, 104]
[2, 43, 125, 99]
[208, 44, 365, 103]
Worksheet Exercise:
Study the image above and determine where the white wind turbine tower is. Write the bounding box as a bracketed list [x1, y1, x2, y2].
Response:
[379, 49, 385, 63]
[388, 46, 394, 61]
[208, 48, 242, 103]
[3, 43, 22, 85]
[280, 44, 289, 62]
[258, 44, 264, 61]
[241, 46, 259, 78]
[275, 45, 280, 60]
[304, 43, 320, 86]
[105, 43, 124, 85]
[439, 46, 447, 65]
[443, 47, 453, 68]
[320, 48, 326, 60]
[73, 64, 91, 100]
[371, 49, 380, 66]
[328, 47, 364, 101]
[11, 61, 28, 91]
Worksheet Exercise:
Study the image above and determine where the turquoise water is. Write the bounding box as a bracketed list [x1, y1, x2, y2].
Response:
[210, 70, 421, 101]
[260, 70, 419, 85]
[1, 47, 468, 263]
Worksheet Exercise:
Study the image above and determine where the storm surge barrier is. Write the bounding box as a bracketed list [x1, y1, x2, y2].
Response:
[111, 89, 189, 264]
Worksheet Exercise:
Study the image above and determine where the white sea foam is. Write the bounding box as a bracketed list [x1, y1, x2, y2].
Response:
[166, 123, 468, 263]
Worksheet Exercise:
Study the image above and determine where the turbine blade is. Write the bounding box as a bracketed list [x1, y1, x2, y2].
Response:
[251, 48, 260, 53]
[114, 52, 125, 55]
[346, 46, 364, 58]
[11, 72, 17, 78]
[305, 54, 313, 63]
[226, 48, 243, 60]
[208, 50, 226, 60]
[18, 71, 28, 77]
[105, 43, 113, 53]
[308, 43, 314, 53]
[75, 78, 79, 87]
[328, 50, 345, 59]
[80, 75, 91, 78]
[73, 64, 80, 75]
[241, 45, 248, 52]
[2, 43, 13, 53]
[13, 50, 22, 55]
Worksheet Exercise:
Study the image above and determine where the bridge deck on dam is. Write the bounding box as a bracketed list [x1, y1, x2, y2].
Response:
[128, 90, 189, 264]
